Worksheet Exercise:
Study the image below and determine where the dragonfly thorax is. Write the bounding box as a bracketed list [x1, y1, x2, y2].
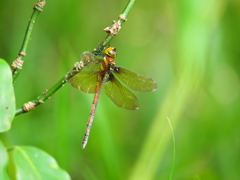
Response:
[102, 56, 115, 74]
[105, 56, 115, 64]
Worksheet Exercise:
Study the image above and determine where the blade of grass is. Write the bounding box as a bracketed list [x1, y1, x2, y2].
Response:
[166, 117, 175, 180]
[128, 0, 223, 179]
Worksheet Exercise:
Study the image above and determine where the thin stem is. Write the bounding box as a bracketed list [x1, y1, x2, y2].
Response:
[12, 0, 46, 82]
[15, 53, 90, 116]
[96, 0, 136, 52]
[121, 0, 136, 22]
[15, 77, 66, 116]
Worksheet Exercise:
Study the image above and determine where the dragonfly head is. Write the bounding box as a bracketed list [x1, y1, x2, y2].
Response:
[105, 47, 117, 58]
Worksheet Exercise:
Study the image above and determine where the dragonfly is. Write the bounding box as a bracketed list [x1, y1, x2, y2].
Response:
[66, 47, 157, 148]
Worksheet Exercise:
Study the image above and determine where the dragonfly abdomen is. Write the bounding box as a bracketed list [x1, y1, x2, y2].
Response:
[82, 76, 106, 149]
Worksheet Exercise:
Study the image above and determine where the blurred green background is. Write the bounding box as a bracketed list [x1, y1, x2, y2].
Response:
[1, 0, 240, 179]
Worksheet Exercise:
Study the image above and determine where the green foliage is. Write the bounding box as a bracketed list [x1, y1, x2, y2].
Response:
[0, 141, 71, 180]
[0, 141, 10, 180]
[0, 59, 15, 132]
[8, 146, 70, 180]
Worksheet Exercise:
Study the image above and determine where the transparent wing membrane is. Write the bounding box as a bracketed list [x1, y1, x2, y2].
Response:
[80, 51, 96, 66]
[67, 71, 99, 93]
[83, 54, 105, 72]
[113, 66, 158, 92]
[104, 74, 139, 110]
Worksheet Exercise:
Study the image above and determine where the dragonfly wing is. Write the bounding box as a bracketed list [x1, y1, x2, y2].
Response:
[85, 55, 104, 72]
[80, 51, 103, 71]
[113, 66, 158, 92]
[81, 51, 96, 66]
[104, 74, 139, 110]
[67, 71, 98, 93]
[65, 69, 82, 81]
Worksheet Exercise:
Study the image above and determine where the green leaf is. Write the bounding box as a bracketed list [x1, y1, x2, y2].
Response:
[0, 58, 16, 132]
[8, 146, 71, 180]
[0, 140, 10, 180]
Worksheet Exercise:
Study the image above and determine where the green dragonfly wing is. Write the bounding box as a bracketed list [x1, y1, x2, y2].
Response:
[104, 74, 139, 110]
[84, 55, 104, 72]
[113, 66, 158, 92]
[86, 60, 101, 71]
[67, 71, 98, 93]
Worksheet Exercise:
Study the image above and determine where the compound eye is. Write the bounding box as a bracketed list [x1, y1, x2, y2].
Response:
[105, 47, 117, 58]
[109, 50, 116, 57]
